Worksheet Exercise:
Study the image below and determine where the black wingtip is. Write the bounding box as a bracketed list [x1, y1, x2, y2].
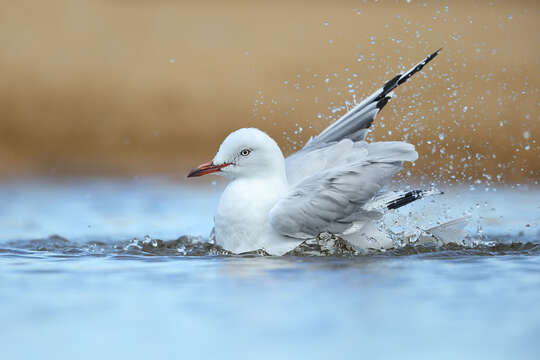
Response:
[424, 47, 442, 64]
[376, 96, 391, 110]
[375, 48, 441, 103]
[396, 48, 441, 86]
[382, 74, 401, 94]
[386, 190, 424, 210]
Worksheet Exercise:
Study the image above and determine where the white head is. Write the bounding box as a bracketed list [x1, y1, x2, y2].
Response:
[188, 128, 286, 180]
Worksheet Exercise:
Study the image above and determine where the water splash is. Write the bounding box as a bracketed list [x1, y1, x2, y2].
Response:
[3, 232, 538, 258]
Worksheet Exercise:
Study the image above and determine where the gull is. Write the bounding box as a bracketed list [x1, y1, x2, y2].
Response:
[188, 50, 442, 255]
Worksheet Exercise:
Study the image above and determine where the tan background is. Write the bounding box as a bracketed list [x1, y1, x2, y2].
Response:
[0, 0, 538, 184]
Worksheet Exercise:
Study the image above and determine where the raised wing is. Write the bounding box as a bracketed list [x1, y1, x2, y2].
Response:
[304, 48, 441, 148]
[286, 49, 440, 186]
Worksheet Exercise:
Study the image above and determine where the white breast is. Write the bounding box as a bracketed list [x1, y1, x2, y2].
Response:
[214, 176, 300, 254]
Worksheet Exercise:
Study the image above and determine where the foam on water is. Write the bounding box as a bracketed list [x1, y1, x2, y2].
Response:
[3, 230, 539, 259]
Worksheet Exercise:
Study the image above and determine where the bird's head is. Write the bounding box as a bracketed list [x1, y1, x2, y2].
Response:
[187, 128, 285, 180]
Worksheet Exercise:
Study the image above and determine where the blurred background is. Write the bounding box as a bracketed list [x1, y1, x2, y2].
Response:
[0, 0, 538, 184]
[2, 4, 540, 359]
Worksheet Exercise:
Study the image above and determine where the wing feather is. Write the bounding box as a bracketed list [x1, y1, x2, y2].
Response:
[272, 50, 441, 237]
[269, 161, 400, 238]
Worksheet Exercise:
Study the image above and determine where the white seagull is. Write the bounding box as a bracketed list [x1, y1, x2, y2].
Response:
[188, 50, 442, 255]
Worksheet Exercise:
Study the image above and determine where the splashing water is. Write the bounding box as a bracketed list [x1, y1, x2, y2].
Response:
[5, 230, 538, 259]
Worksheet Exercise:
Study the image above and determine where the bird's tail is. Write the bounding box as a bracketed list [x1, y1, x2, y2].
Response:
[305, 49, 441, 148]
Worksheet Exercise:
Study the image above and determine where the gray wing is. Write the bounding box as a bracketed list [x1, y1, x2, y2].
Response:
[270, 142, 418, 238]
[286, 49, 440, 185]
[286, 138, 418, 186]
[269, 162, 398, 238]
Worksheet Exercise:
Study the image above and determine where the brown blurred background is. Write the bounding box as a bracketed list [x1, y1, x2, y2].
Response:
[0, 0, 538, 184]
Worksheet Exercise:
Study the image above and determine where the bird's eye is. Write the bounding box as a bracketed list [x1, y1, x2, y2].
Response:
[240, 148, 251, 156]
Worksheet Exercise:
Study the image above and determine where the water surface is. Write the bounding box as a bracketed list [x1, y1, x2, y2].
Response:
[1, 179, 539, 359]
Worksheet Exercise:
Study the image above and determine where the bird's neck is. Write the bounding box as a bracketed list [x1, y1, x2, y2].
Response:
[226, 159, 288, 202]
[235, 168, 287, 186]
[261, 161, 287, 184]
[233, 157, 288, 185]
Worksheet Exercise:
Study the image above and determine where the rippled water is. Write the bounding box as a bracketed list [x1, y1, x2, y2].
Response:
[1, 179, 539, 359]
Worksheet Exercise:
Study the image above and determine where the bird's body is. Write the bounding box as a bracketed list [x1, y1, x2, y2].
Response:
[189, 50, 442, 255]
[214, 170, 294, 254]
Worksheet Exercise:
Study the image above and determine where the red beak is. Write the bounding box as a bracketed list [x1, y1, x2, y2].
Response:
[187, 161, 230, 177]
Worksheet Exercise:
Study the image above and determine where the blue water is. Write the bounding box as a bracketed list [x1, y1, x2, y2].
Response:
[1, 179, 539, 359]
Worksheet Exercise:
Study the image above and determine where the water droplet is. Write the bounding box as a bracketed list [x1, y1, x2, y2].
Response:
[357, 54, 364, 62]
[323, 21, 329, 26]
[169, 58, 175, 63]
[523, 131, 530, 139]
[438, 133, 445, 140]
[463, 105, 468, 112]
